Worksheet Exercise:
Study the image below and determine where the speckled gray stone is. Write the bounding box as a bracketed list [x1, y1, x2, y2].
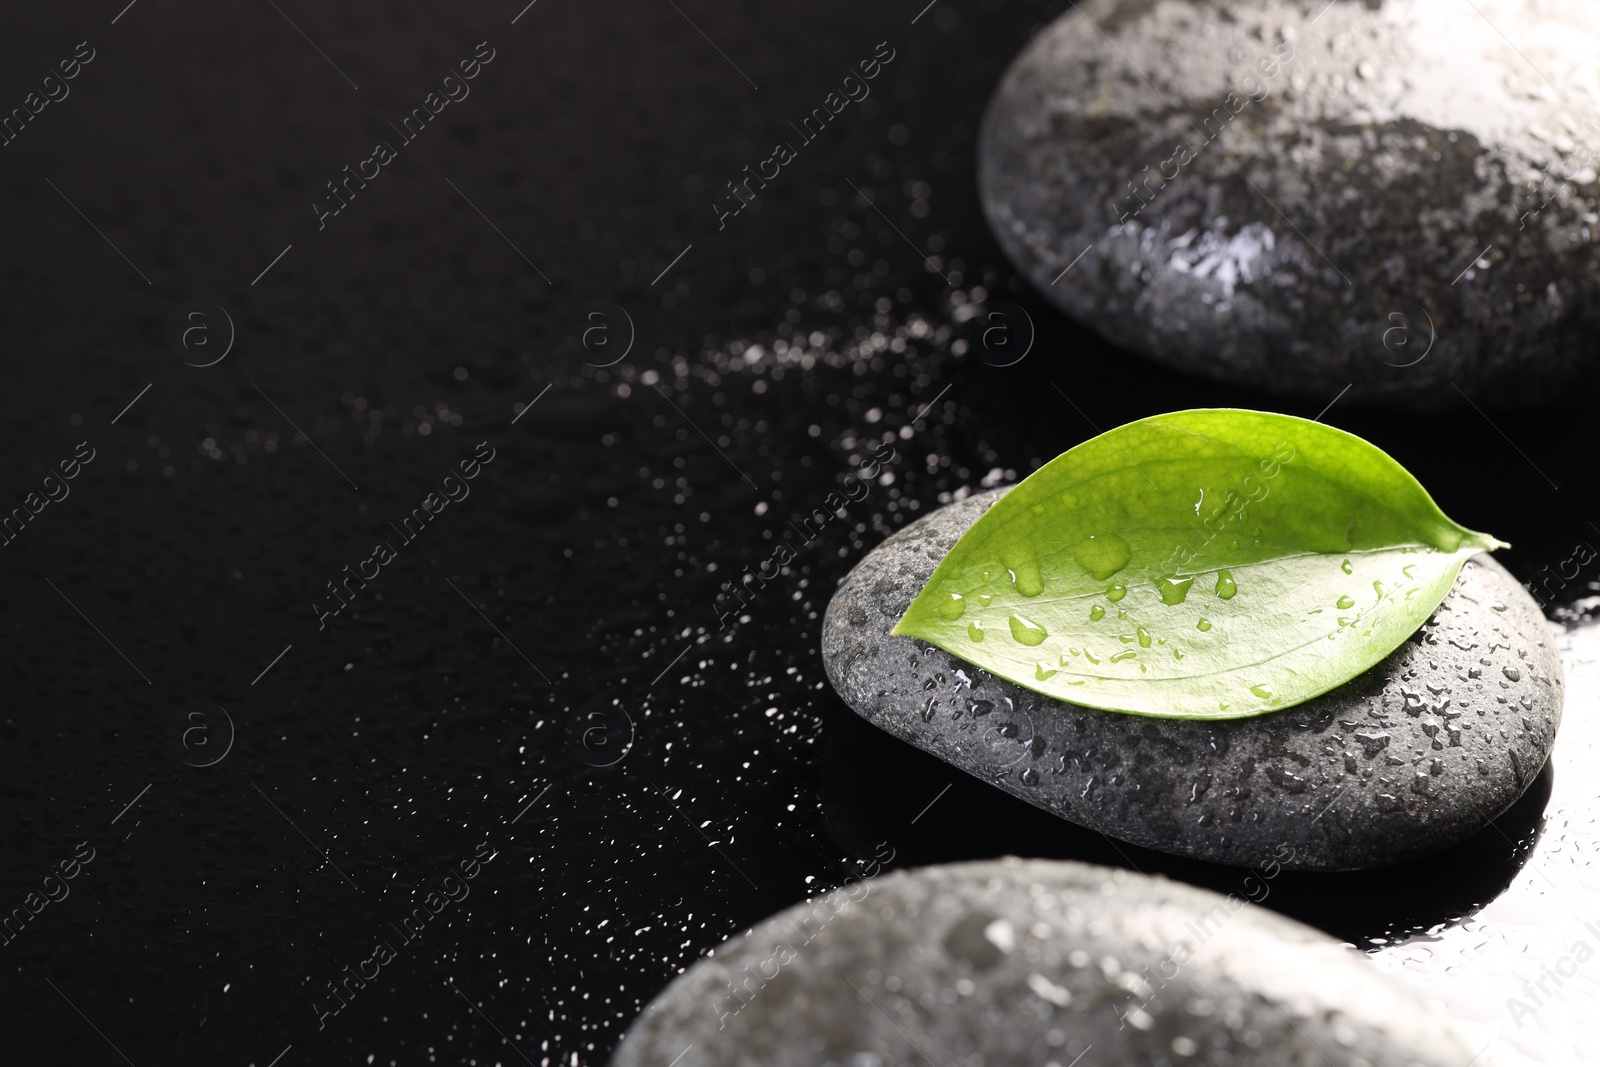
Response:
[611, 858, 1472, 1067]
[978, 0, 1600, 407]
[822, 488, 1563, 871]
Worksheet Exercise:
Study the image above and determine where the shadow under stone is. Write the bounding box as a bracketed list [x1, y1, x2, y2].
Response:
[820, 698, 1551, 948]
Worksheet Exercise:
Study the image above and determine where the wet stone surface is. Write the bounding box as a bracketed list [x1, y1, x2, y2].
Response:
[978, 0, 1600, 407]
[611, 857, 1473, 1066]
[822, 488, 1564, 871]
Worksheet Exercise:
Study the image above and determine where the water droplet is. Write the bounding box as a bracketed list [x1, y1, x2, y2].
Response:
[1341, 558, 1353, 574]
[1008, 614, 1048, 647]
[1136, 626, 1152, 649]
[1337, 617, 1353, 627]
[1110, 650, 1137, 663]
[1214, 569, 1237, 599]
[1503, 666, 1521, 682]
[978, 594, 993, 607]
[1173, 649, 1185, 660]
[1402, 564, 1418, 580]
[1373, 579, 1388, 597]
[1035, 662, 1058, 681]
[1336, 595, 1354, 609]
[1083, 647, 1101, 665]
[1071, 533, 1132, 581]
[1155, 575, 1194, 605]
[1106, 583, 1128, 602]
[1196, 618, 1212, 632]
[940, 592, 967, 619]
[1089, 604, 1105, 622]
[1116, 609, 1128, 620]
[1249, 684, 1278, 703]
[1008, 555, 1045, 597]
[967, 621, 985, 642]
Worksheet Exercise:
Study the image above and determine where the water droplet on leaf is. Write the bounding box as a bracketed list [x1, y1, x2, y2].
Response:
[1214, 569, 1237, 599]
[1155, 575, 1194, 605]
[1008, 614, 1048, 646]
[1071, 533, 1132, 581]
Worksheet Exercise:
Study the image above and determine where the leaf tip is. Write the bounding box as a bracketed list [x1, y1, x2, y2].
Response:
[1467, 530, 1509, 553]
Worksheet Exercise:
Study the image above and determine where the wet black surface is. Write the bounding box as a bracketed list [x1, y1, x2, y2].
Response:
[1, 2, 1598, 1065]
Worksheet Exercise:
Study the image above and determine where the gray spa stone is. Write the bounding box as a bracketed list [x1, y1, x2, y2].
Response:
[610, 858, 1472, 1067]
[978, 0, 1600, 407]
[821, 488, 1562, 871]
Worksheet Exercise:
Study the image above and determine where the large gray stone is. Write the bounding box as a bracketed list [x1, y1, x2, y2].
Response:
[821, 488, 1562, 871]
[978, 0, 1600, 407]
[611, 858, 1472, 1067]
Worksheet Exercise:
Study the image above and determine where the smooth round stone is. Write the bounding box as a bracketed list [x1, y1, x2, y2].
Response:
[821, 488, 1562, 871]
[978, 0, 1600, 407]
[610, 858, 1472, 1066]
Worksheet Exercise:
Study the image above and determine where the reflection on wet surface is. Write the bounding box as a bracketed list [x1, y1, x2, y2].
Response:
[822, 624, 1599, 1066]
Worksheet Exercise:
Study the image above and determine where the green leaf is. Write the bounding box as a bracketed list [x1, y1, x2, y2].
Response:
[892, 409, 1504, 719]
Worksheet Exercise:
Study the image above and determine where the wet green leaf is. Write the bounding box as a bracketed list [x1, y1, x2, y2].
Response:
[893, 409, 1503, 719]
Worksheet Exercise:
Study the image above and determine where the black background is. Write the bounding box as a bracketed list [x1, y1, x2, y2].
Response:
[1, 1, 1595, 1064]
